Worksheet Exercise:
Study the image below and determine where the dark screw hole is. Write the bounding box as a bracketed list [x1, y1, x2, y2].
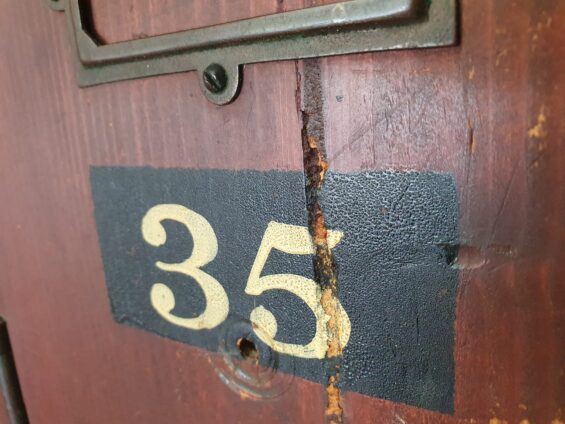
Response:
[236, 337, 259, 364]
[203, 63, 228, 94]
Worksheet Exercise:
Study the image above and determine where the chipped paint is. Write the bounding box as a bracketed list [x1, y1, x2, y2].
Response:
[528, 111, 547, 139]
[495, 49, 509, 67]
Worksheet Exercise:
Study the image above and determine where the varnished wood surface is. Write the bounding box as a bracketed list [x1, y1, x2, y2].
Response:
[0, 2, 315, 423]
[0, 0, 563, 423]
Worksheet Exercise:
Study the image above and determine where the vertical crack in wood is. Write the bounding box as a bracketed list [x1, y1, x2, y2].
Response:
[296, 59, 345, 424]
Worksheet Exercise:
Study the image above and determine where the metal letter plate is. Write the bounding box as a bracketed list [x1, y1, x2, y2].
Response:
[47, 0, 457, 104]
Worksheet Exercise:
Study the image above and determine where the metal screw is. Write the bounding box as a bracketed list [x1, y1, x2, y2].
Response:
[203, 64, 228, 94]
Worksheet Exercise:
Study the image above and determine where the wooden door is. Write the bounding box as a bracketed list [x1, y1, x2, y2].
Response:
[0, 1, 563, 423]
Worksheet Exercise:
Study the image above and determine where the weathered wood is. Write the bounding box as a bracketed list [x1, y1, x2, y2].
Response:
[0, 0, 563, 422]
[321, 1, 565, 422]
[0, 2, 318, 423]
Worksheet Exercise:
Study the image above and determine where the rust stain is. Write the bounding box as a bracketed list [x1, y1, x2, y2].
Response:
[468, 67, 476, 81]
[528, 111, 548, 139]
[305, 136, 328, 185]
[299, 58, 346, 423]
[304, 137, 342, 360]
[306, 135, 329, 246]
[303, 135, 345, 423]
[325, 373, 343, 420]
[489, 419, 508, 424]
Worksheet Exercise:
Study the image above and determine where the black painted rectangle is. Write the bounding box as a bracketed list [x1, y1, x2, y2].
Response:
[90, 167, 459, 413]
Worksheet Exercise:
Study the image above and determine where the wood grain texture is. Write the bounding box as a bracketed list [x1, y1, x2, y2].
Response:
[0, 1, 319, 423]
[321, 0, 565, 422]
[0, 0, 563, 423]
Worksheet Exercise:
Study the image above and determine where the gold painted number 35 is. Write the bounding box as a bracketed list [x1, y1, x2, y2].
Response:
[141, 204, 351, 359]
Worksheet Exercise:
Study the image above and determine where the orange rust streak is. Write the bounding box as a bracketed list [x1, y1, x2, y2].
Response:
[304, 135, 345, 423]
[326, 374, 344, 423]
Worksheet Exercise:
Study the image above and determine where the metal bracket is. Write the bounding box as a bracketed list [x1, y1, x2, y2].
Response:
[47, 0, 457, 105]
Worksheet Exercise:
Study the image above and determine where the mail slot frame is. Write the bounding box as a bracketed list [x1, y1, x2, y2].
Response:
[47, 0, 458, 104]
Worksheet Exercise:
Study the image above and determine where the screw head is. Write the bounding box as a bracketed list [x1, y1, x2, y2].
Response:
[203, 64, 228, 94]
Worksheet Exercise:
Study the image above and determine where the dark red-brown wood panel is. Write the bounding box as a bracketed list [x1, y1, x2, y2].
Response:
[0, 0, 563, 423]
[322, 2, 565, 422]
